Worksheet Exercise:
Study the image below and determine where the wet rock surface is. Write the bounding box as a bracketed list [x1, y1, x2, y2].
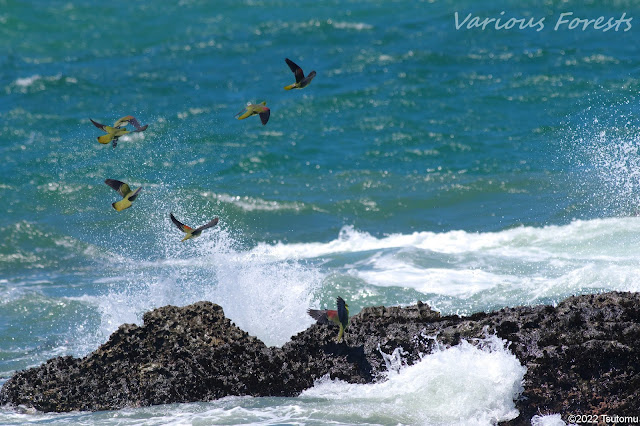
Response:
[1, 292, 639, 423]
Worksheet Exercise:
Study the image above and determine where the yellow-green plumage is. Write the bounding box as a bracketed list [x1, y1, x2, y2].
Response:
[235, 102, 270, 125]
[91, 116, 148, 148]
[105, 179, 141, 211]
[307, 296, 349, 343]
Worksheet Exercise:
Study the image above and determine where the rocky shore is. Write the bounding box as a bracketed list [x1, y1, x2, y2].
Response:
[1, 292, 639, 424]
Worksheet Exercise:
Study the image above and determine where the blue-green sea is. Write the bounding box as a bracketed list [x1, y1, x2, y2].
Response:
[1, 0, 639, 424]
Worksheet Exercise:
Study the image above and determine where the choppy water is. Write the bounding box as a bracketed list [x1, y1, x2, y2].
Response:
[1, 0, 639, 424]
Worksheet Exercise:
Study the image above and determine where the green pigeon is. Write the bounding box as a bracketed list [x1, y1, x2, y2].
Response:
[308, 296, 349, 343]
[235, 102, 270, 125]
[104, 179, 142, 211]
[284, 58, 316, 90]
[90, 115, 148, 148]
[170, 213, 219, 241]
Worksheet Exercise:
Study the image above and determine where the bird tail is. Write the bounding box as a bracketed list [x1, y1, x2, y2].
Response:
[181, 233, 193, 242]
[112, 198, 132, 211]
[98, 134, 114, 144]
[283, 84, 296, 90]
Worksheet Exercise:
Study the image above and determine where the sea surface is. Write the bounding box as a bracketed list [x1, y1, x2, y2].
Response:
[1, 0, 639, 424]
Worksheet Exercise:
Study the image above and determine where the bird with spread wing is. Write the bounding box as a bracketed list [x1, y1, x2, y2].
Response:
[308, 296, 349, 343]
[235, 102, 270, 125]
[170, 213, 219, 241]
[284, 58, 316, 90]
[90, 116, 148, 148]
[104, 179, 142, 211]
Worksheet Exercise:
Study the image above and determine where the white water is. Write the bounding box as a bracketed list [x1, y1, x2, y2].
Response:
[4, 335, 528, 425]
[66, 216, 640, 357]
[299, 335, 526, 425]
[11, 216, 635, 424]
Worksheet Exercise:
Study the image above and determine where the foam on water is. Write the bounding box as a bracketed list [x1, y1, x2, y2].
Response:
[252, 218, 640, 260]
[247, 217, 640, 314]
[201, 191, 315, 212]
[531, 414, 567, 426]
[20, 335, 523, 425]
[69, 215, 640, 355]
[299, 335, 525, 425]
[76, 222, 322, 351]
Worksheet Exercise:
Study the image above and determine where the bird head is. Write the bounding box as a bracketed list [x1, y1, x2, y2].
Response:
[336, 296, 349, 327]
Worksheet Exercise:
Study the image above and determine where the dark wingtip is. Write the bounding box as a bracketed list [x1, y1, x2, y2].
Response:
[285, 58, 300, 73]
[308, 308, 329, 324]
[90, 118, 105, 130]
[259, 109, 270, 125]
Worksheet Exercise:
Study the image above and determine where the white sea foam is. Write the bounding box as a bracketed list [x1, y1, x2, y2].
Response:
[201, 191, 313, 212]
[248, 217, 640, 311]
[78, 225, 321, 351]
[8, 74, 76, 94]
[329, 20, 374, 31]
[14, 75, 43, 87]
[252, 217, 640, 260]
[356, 264, 512, 297]
[49, 335, 525, 425]
[63, 214, 640, 359]
[531, 414, 567, 426]
[300, 335, 526, 425]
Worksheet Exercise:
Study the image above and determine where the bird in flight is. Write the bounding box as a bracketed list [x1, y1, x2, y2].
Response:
[308, 296, 350, 343]
[235, 102, 270, 125]
[90, 116, 148, 148]
[170, 213, 219, 241]
[284, 58, 316, 90]
[104, 179, 142, 211]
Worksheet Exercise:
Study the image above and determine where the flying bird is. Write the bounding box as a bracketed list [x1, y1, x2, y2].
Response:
[235, 102, 270, 125]
[308, 296, 349, 343]
[284, 58, 316, 90]
[104, 179, 142, 211]
[170, 213, 219, 241]
[90, 116, 148, 148]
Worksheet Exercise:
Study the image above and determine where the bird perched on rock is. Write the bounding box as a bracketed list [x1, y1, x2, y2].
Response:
[170, 213, 219, 241]
[90, 116, 148, 148]
[235, 102, 270, 125]
[284, 58, 316, 90]
[104, 179, 142, 211]
[308, 296, 349, 343]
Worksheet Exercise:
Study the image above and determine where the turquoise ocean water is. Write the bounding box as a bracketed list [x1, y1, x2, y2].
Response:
[1, 0, 639, 424]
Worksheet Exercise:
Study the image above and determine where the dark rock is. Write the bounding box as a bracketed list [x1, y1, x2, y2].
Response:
[1, 292, 639, 423]
[0, 302, 279, 411]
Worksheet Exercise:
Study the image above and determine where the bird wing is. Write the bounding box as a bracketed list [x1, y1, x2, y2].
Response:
[307, 308, 330, 324]
[194, 217, 219, 233]
[258, 109, 270, 125]
[302, 70, 317, 85]
[337, 297, 348, 327]
[285, 58, 305, 83]
[105, 179, 131, 197]
[113, 116, 131, 127]
[90, 119, 108, 132]
[170, 213, 193, 233]
[114, 116, 148, 132]
[127, 186, 142, 202]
